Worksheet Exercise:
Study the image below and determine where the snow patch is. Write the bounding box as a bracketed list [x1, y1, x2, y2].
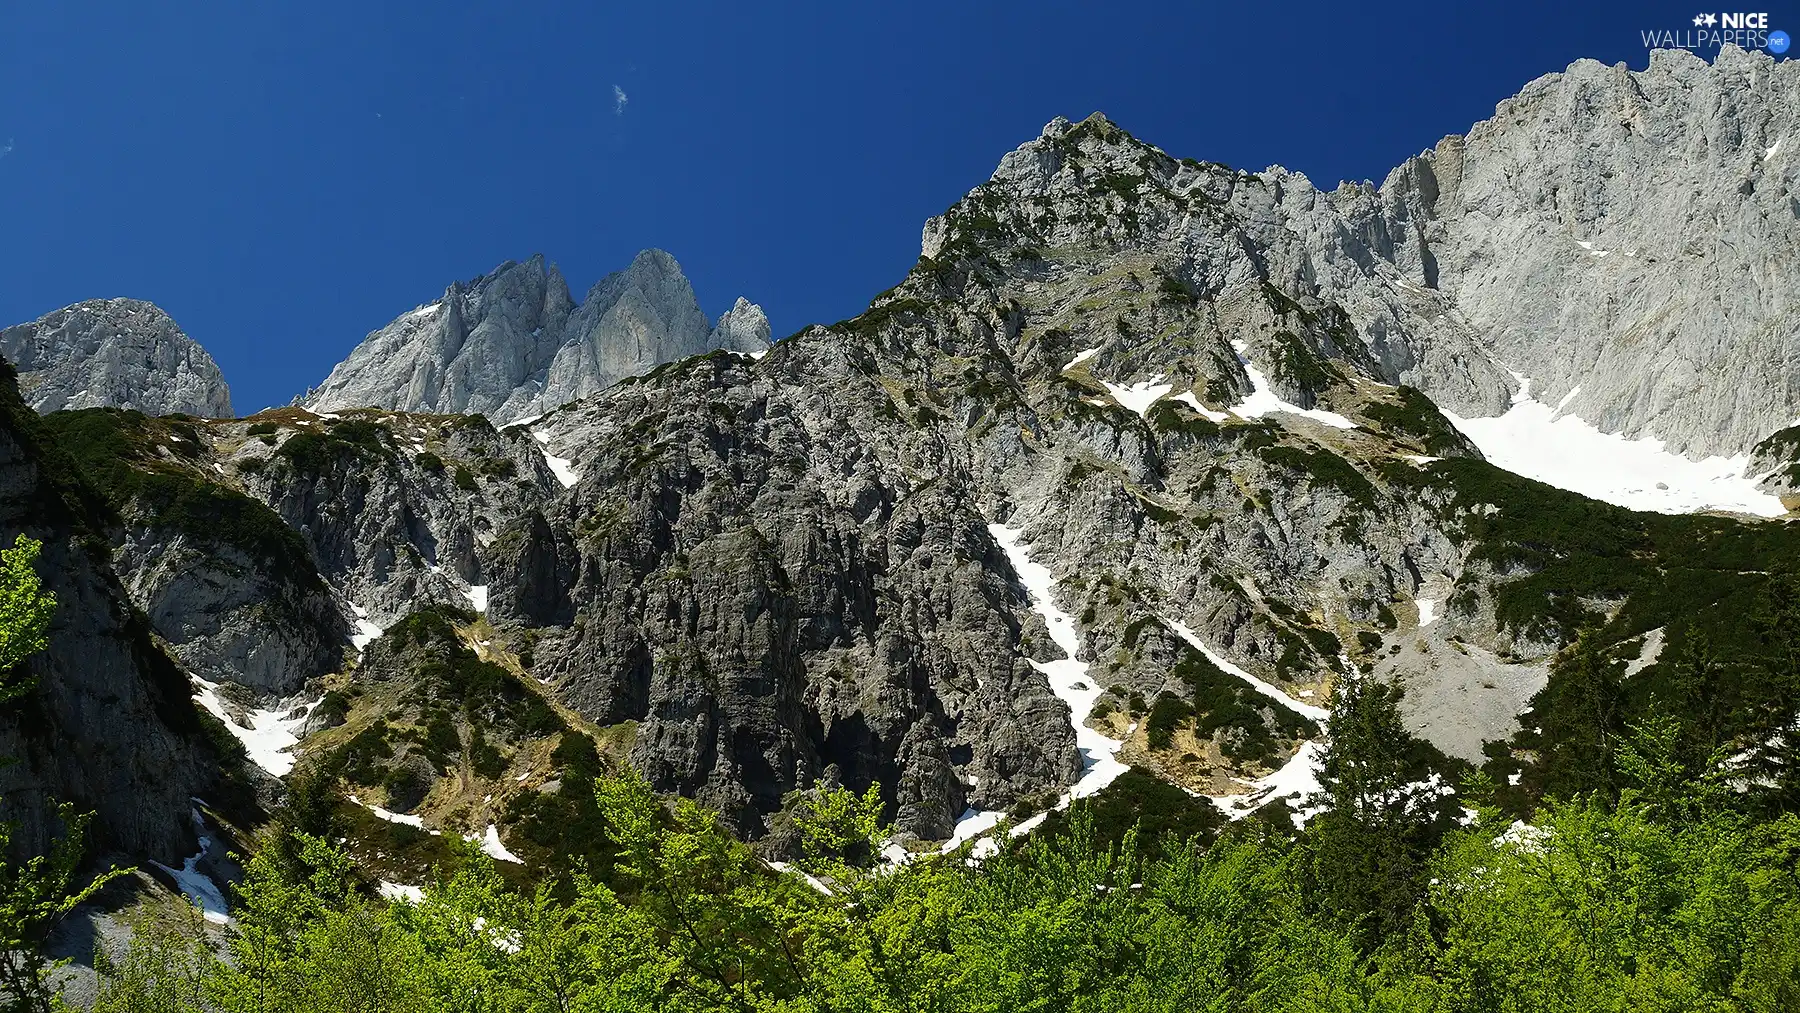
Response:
[472, 824, 522, 864]
[1417, 599, 1438, 628]
[1099, 376, 1174, 418]
[940, 808, 1005, 854]
[379, 882, 426, 904]
[466, 584, 489, 612]
[191, 678, 313, 777]
[1212, 740, 1328, 827]
[1228, 342, 1356, 429]
[152, 809, 230, 924]
[1064, 348, 1101, 370]
[352, 617, 384, 650]
[543, 452, 579, 488]
[1162, 618, 1329, 722]
[350, 795, 437, 832]
[767, 861, 834, 894]
[1174, 391, 1230, 423]
[1444, 374, 1787, 517]
[409, 303, 440, 320]
[1767, 137, 1783, 159]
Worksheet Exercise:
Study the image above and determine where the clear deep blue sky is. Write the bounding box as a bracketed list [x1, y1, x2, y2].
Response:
[0, 2, 1778, 412]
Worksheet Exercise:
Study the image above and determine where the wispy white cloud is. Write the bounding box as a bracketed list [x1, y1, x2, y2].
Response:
[613, 85, 628, 116]
[0, 138, 13, 160]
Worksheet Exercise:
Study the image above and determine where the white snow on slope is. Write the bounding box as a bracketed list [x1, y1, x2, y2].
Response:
[542, 452, 579, 488]
[473, 824, 523, 864]
[1065, 348, 1101, 370]
[1768, 137, 1784, 159]
[350, 601, 384, 651]
[1173, 392, 1230, 423]
[350, 796, 436, 831]
[767, 861, 834, 895]
[940, 808, 1005, 854]
[191, 678, 313, 777]
[379, 882, 426, 904]
[987, 523, 1129, 803]
[1417, 599, 1438, 628]
[528, 426, 581, 487]
[466, 585, 489, 612]
[152, 809, 231, 924]
[1162, 618, 1329, 722]
[1211, 740, 1329, 827]
[1100, 376, 1175, 418]
[1228, 342, 1357, 429]
[1444, 374, 1787, 517]
[409, 303, 440, 320]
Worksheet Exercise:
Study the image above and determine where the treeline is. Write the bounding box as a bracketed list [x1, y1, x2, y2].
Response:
[74, 694, 1800, 1012]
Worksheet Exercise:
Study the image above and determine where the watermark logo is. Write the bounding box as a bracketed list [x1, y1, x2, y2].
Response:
[1641, 11, 1787, 52]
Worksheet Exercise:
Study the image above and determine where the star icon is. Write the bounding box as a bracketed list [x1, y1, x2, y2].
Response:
[1694, 13, 1706, 25]
[1704, 12, 1718, 26]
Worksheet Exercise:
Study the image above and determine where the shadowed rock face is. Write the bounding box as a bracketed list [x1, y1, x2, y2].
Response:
[0, 374, 219, 862]
[300, 250, 771, 425]
[0, 299, 233, 418]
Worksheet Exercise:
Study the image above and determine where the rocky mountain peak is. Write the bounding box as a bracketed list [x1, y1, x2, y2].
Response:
[711, 296, 772, 353]
[303, 249, 768, 425]
[0, 298, 233, 418]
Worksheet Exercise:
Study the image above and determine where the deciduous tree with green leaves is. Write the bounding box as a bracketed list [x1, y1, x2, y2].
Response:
[0, 533, 129, 1013]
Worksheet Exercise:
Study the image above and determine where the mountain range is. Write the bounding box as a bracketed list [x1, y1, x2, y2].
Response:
[2, 45, 1799, 933]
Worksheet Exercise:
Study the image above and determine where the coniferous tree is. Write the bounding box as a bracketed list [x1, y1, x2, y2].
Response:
[1307, 677, 1436, 952]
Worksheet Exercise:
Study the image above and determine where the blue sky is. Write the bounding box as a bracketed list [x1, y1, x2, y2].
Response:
[0, 2, 1782, 412]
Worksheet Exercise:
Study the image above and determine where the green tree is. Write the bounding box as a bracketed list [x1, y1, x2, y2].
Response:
[1536, 627, 1628, 798]
[1307, 677, 1440, 952]
[0, 533, 129, 1013]
[1750, 570, 1800, 810]
[793, 781, 886, 883]
[0, 534, 56, 704]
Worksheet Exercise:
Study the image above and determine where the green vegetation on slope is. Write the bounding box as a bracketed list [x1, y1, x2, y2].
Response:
[42, 408, 320, 577]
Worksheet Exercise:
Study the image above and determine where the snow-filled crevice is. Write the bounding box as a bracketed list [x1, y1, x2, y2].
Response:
[1161, 618, 1329, 723]
[191, 677, 315, 778]
[151, 808, 231, 924]
[987, 523, 1129, 802]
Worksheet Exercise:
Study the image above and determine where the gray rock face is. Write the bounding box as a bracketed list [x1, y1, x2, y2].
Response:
[301, 251, 770, 425]
[1751, 422, 1800, 504]
[227, 410, 562, 630]
[0, 299, 233, 418]
[1376, 46, 1800, 457]
[0, 386, 218, 862]
[710, 297, 773, 354]
[28, 49, 1797, 856]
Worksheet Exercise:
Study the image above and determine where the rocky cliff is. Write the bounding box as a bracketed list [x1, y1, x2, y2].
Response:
[0, 299, 233, 418]
[300, 251, 771, 425]
[0, 366, 224, 863]
[1316, 45, 1800, 457]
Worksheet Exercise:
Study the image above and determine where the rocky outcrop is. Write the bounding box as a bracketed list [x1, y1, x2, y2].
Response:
[39, 409, 348, 697]
[1751, 423, 1800, 506]
[710, 297, 773, 354]
[300, 251, 771, 425]
[0, 371, 220, 861]
[0, 299, 233, 418]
